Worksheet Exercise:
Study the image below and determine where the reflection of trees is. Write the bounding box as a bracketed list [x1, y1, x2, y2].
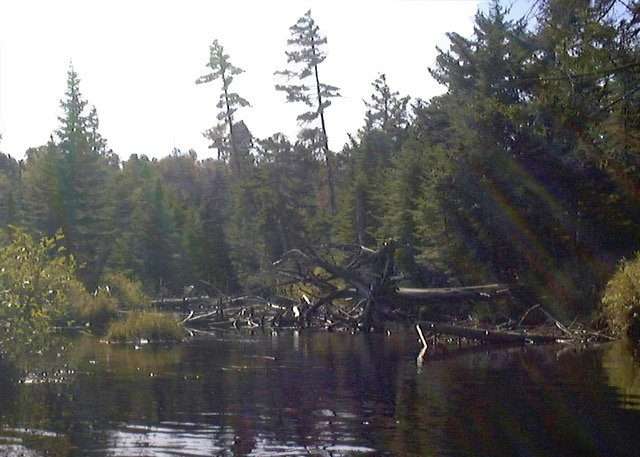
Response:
[4, 333, 640, 456]
[603, 341, 640, 410]
[0, 335, 79, 456]
[386, 344, 640, 457]
[0, 332, 386, 456]
[0, 357, 19, 415]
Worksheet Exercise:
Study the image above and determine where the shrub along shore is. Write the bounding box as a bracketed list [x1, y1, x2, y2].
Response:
[0, 228, 185, 346]
[0, 228, 636, 352]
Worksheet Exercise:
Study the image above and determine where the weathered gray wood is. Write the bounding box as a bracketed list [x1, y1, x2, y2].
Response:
[397, 284, 509, 302]
[417, 321, 560, 344]
[152, 296, 210, 306]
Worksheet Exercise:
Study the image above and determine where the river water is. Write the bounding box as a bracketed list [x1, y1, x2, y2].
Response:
[0, 329, 639, 456]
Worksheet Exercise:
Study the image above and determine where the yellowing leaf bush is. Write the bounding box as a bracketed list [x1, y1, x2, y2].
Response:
[602, 253, 640, 341]
[0, 228, 76, 338]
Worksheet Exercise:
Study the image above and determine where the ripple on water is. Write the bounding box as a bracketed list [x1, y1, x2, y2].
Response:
[97, 422, 376, 457]
[105, 423, 228, 456]
[4, 333, 640, 457]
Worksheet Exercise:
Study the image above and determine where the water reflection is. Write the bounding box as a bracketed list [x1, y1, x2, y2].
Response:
[108, 423, 229, 456]
[603, 341, 640, 410]
[0, 331, 639, 456]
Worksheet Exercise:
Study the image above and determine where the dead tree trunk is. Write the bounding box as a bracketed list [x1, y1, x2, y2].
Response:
[417, 321, 560, 344]
[271, 242, 510, 331]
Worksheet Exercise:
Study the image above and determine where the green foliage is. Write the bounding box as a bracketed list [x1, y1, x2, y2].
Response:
[363, 73, 410, 145]
[22, 66, 114, 288]
[2, 0, 640, 326]
[275, 9, 340, 214]
[0, 152, 21, 228]
[275, 10, 340, 123]
[106, 312, 185, 342]
[0, 228, 75, 338]
[0, 228, 122, 334]
[602, 254, 640, 340]
[101, 272, 149, 308]
[196, 39, 250, 169]
[67, 280, 118, 329]
[22, 142, 66, 237]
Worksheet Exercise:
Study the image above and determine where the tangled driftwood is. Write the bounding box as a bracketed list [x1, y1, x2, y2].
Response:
[162, 242, 509, 332]
[151, 242, 613, 356]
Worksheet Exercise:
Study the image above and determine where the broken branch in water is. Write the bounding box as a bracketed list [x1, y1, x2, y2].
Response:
[269, 241, 513, 331]
[417, 321, 561, 345]
[158, 242, 514, 333]
[145, 242, 614, 350]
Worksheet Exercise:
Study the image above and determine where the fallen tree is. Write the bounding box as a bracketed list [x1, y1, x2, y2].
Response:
[268, 241, 513, 330]
[161, 242, 613, 350]
[417, 321, 560, 345]
[397, 284, 510, 302]
[176, 241, 511, 332]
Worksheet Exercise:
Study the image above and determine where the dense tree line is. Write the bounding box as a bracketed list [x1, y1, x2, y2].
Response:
[1, 1, 639, 319]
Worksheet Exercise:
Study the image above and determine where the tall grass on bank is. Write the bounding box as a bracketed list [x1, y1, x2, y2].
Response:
[101, 272, 149, 308]
[69, 273, 149, 330]
[106, 312, 185, 342]
[66, 280, 118, 329]
[602, 253, 640, 341]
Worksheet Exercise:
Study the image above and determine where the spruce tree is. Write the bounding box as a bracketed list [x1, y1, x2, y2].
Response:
[37, 65, 115, 286]
[198, 161, 242, 291]
[336, 74, 410, 246]
[0, 149, 22, 229]
[253, 134, 317, 259]
[364, 73, 410, 143]
[127, 179, 180, 292]
[199, 193, 238, 293]
[22, 141, 65, 237]
[105, 155, 154, 281]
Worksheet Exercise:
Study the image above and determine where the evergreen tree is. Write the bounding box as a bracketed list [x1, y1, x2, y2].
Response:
[55, 67, 114, 286]
[199, 189, 238, 293]
[364, 73, 410, 145]
[196, 39, 250, 173]
[127, 179, 180, 292]
[336, 74, 409, 246]
[418, 0, 640, 311]
[253, 134, 318, 259]
[22, 141, 65, 237]
[5, 0, 640, 319]
[275, 10, 340, 214]
[380, 135, 427, 281]
[86, 105, 119, 167]
[106, 155, 154, 280]
[0, 150, 21, 228]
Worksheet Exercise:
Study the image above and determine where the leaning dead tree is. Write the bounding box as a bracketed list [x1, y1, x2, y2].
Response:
[171, 241, 612, 346]
[173, 241, 509, 332]
[269, 241, 508, 331]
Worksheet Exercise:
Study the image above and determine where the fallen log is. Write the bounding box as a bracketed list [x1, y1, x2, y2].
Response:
[156, 242, 517, 333]
[397, 284, 510, 302]
[417, 321, 561, 344]
[152, 296, 211, 306]
[269, 242, 516, 331]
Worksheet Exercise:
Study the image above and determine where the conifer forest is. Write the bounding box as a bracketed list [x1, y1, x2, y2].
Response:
[3, 2, 640, 456]
[3, 2, 640, 323]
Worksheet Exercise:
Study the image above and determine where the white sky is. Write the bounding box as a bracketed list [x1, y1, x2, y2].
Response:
[0, 0, 485, 160]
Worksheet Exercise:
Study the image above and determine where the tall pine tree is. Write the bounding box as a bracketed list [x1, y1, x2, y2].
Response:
[276, 10, 340, 214]
[196, 39, 251, 173]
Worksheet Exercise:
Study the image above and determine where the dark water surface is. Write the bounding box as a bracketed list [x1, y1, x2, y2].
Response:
[1, 330, 640, 456]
